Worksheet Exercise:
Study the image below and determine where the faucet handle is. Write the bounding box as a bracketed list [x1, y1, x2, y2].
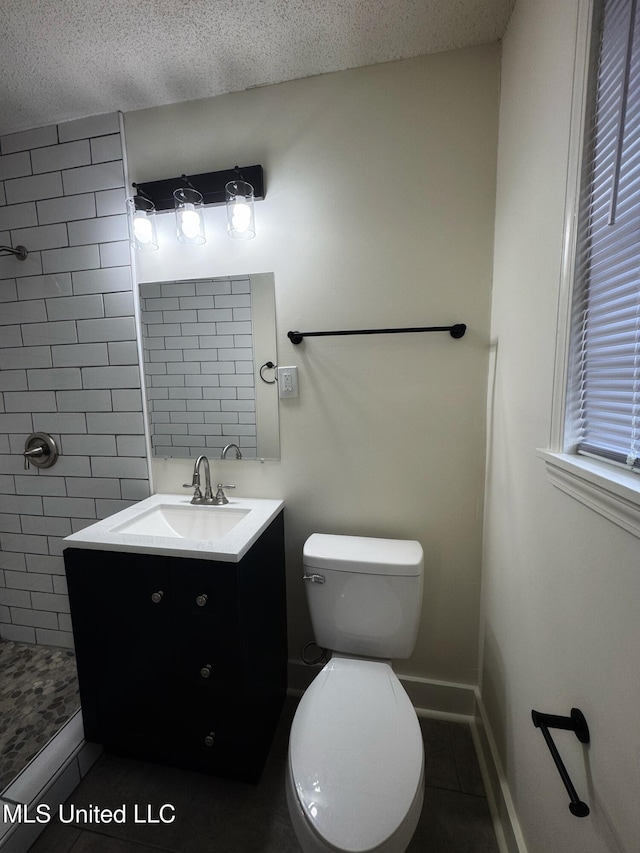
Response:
[183, 481, 203, 502]
[214, 484, 235, 505]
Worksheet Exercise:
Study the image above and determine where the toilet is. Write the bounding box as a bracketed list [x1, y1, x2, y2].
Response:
[286, 533, 425, 853]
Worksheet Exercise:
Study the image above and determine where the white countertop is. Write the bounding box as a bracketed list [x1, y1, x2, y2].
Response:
[63, 493, 285, 562]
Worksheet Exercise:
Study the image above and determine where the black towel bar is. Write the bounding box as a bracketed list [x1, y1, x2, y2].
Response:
[287, 323, 466, 344]
[531, 708, 590, 817]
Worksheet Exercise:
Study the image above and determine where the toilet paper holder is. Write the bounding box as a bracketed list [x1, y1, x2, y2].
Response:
[531, 707, 590, 817]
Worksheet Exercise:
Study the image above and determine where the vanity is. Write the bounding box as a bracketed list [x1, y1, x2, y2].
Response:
[63, 494, 286, 783]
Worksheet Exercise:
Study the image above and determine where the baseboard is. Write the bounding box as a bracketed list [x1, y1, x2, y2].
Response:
[472, 690, 529, 853]
[287, 659, 476, 717]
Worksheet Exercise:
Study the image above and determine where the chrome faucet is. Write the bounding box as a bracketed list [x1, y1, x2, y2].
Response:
[221, 443, 242, 460]
[183, 455, 214, 503]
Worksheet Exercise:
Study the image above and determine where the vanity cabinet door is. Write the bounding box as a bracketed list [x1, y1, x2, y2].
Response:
[65, 548, 174, 753]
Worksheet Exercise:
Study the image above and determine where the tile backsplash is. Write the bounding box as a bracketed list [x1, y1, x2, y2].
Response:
[0, 112, 150, 648]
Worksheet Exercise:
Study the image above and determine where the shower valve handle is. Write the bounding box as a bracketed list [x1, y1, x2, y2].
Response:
[23, 446, 45, 469]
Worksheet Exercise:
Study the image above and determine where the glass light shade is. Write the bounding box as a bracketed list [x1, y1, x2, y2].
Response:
[127, 196, 159, 251]
[174, 187, 205, 245]
[225, 180, 256, 240]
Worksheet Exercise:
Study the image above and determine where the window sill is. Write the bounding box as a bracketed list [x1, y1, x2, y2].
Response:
[537, 449, 640, 539]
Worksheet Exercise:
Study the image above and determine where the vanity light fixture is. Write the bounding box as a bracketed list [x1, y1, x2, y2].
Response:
[128, 164, 264, 251]
[126, 187, 159, 252]
[174, 177, 206, 245]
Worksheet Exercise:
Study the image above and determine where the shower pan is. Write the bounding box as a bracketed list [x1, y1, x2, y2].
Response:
[0, 639, 80, 792]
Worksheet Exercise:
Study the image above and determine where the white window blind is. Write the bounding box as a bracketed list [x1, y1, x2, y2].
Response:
[572, 0, 640, 470]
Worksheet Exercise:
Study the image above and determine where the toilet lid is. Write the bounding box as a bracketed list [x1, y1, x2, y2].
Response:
[289, 657, 424, 852]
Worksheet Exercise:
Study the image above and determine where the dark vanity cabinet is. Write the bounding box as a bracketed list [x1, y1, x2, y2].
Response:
[64, 512, 286, 782]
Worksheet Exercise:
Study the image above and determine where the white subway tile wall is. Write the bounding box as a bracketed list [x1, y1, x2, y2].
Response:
[0, 113, 150, 648]
[140, 278, 257, 459]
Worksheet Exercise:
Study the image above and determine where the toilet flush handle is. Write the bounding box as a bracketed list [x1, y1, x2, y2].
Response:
[303, 573, 325, 584]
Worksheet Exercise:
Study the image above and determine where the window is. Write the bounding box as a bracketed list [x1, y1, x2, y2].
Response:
[540, 0, 640, 538]
[567, 0, 640, 471]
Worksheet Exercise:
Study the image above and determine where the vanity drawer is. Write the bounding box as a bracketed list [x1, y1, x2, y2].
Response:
[169, 559, 237, 616]
[173, 704, 269, 782]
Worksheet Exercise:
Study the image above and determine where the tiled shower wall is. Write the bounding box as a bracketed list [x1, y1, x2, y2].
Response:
[0, 112, 150, 648]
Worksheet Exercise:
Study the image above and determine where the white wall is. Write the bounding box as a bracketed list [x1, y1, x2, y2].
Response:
[482, 1, 640, 850]
[124, 47, 500, 689]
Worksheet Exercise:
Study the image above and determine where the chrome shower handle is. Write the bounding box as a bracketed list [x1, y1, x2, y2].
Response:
[23, 446, 45, 469]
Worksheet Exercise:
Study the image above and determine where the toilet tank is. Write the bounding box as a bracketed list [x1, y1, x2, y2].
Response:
[303, 534, 424, 659]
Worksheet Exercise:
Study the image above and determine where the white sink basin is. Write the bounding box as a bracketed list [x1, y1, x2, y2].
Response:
[112, 503, 250, 539]
[63, 493, 284, 562]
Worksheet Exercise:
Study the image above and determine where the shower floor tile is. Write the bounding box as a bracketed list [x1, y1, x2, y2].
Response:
[0, 639, 80, 792]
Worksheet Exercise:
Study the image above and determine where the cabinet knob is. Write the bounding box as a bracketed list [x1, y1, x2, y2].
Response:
[196, 593, 208, 607]
[200, 664, 212, 679]
[151, 590, 164, 604]
[204, 732, 215, 747]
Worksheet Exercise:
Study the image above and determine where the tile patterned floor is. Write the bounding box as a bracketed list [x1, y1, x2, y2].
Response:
[0, 639, 80, 792]
[28, 699, 499, 853]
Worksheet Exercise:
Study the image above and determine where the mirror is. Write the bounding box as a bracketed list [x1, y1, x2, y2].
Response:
[138, 272, 279, 460]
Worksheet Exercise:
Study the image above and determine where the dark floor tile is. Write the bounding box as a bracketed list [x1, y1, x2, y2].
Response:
[178, 756, 301, 853]
[57, 753, 204, 851]
[418, 717, 460, 792]
[34, 751, 303, 853]
[408, 786, 499, 853]
[69, 829, 174, 853]
[29, 714, 497, 853]
[27, 821, 81, 853]
[451, 722, 486, 797]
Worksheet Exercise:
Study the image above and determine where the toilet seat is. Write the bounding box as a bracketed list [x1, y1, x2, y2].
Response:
[288, 657, 424, 853]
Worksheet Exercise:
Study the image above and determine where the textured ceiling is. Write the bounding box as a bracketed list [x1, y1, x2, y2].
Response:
[0, 0, 514, 137]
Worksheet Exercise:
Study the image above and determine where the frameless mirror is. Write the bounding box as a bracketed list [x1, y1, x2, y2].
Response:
[138, 272, 279, 460]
